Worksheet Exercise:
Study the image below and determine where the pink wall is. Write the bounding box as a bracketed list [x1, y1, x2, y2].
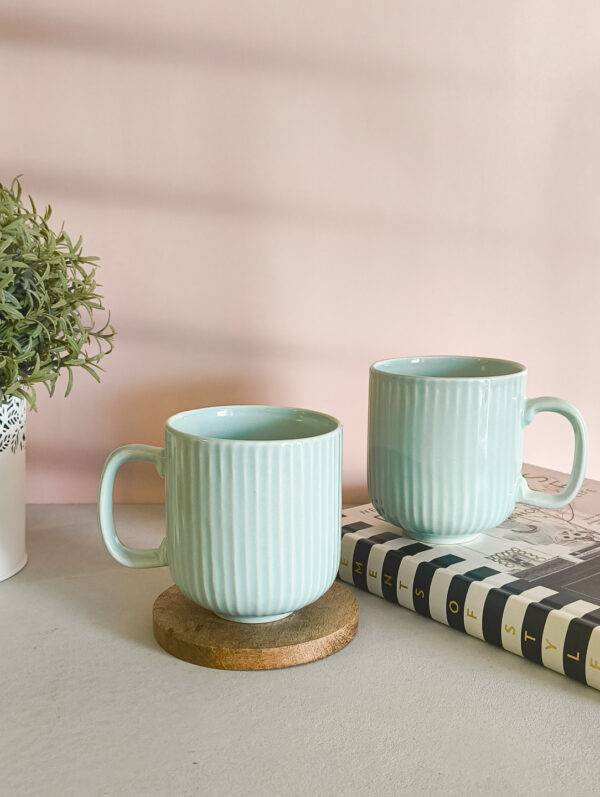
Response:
[2, 1, 599, 502]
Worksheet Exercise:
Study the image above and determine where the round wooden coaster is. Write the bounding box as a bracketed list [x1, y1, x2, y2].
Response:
[153, 582, 358, 671]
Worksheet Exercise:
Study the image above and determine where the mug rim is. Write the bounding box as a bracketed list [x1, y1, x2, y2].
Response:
[370, 355, 527, 381]
[165, 404, 342, 444]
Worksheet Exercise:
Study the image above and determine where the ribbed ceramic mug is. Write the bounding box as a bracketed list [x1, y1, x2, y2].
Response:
[98, 405, 342, 623]
[368, 356, 588, 544]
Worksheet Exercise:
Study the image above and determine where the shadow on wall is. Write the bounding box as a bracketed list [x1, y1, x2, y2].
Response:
[29, 376, 265, 503]
[4, 163, 412, 239]
[28, 370, 370, 505]
[2, 164, 553, 253]
[343, 483, 370, 506]
[118, 317, 362, 368]
[0, 6, 499, 90]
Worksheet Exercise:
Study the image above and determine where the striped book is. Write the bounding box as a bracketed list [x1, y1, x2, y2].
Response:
[339, 465, 600, 691]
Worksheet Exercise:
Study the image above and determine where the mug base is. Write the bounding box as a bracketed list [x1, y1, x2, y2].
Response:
[153, 583, 358, 670]
[213, 610, 293, 624]
[402, 529, 481, 545]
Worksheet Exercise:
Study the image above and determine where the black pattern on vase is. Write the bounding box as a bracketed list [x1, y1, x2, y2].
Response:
[0, 397, 26, 454]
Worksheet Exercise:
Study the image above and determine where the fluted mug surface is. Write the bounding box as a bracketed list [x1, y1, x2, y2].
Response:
[98, 405, 342, 623]
[368, 357, 587, 544]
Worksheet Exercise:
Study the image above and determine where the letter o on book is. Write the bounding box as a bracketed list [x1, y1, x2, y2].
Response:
[448, 600, 460, 615]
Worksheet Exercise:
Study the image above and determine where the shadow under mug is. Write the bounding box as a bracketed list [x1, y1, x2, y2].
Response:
[98, 405, 342, 623]
[368, 356, 588, 544]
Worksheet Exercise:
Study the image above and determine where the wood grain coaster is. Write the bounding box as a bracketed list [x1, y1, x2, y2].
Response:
[153, 582, 358, 671]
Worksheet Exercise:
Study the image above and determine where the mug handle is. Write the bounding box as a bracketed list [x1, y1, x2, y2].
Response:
[518, 397, 588, 509]
[98, 444, 168, 568]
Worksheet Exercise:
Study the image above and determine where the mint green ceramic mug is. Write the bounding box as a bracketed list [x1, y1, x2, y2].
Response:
[98, 405, 342, 623]
[368, 356, 588, 544]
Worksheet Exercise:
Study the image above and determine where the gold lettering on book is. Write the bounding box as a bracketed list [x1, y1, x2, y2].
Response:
[340, 558, 348, 567]
[383, 574, 393, 587]
[504, 624, 516, 635]
[523, 631, 536, 643]
[590, 658, 600, 670]
[567, 651, 581, 662]
[368, 569, 377, 579]
[414, 588, 425, 598]
[354, 561, 363, 575]
[466, 608, 476, 620]
[448, 601, 460, 614]
[398, 580, 408, 590]
[545, 639, 557, 650]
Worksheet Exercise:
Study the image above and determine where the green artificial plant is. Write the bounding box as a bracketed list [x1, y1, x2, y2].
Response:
[0, 177, 115, 409]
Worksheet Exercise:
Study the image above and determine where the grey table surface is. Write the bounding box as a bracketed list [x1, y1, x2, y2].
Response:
[3, 504, 600, 797]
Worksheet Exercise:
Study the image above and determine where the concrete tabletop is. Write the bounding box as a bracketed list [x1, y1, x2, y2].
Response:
[3, 505, 600, 797]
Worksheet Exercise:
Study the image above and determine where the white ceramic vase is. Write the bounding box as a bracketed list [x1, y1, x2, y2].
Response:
[0, 396, 26, 581]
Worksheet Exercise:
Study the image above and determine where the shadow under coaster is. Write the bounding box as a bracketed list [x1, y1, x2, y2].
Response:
[153, 582, 358, 671]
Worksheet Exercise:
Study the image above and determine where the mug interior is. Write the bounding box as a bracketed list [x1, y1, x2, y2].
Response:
[372, 356, 525, 379]
[166, 405, 339, 442]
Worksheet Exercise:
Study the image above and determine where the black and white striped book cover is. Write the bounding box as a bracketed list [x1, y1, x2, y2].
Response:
[340, 465, 600, 690]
